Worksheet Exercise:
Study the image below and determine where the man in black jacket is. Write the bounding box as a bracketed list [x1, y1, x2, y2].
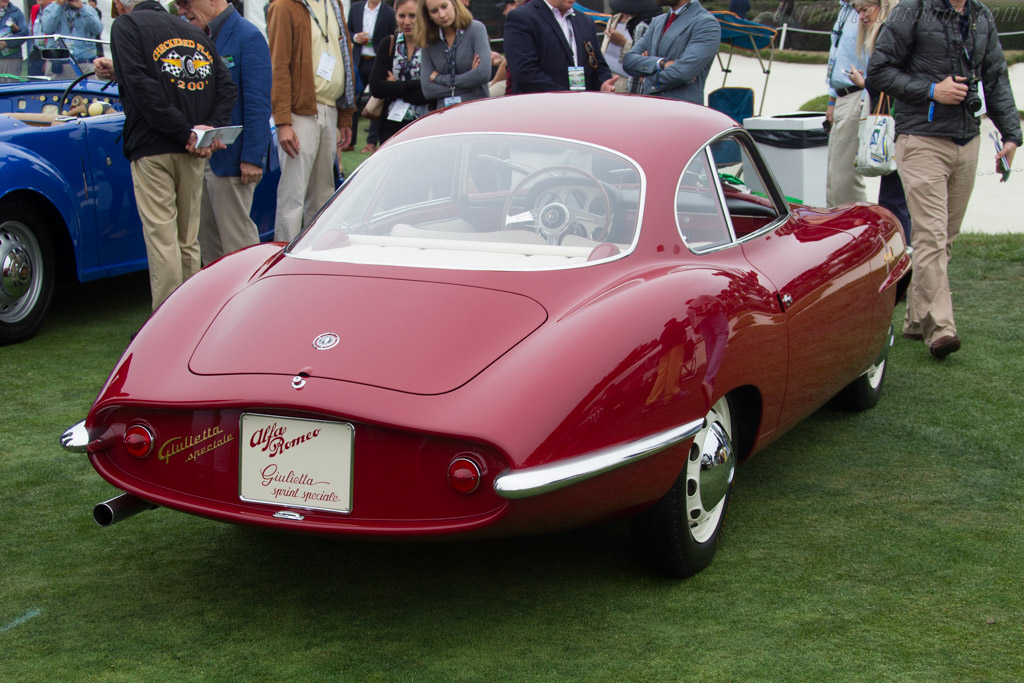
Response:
[868, 0, 1020, 358]
[111, 0, 236, 310]
[348, 0, 395, 153]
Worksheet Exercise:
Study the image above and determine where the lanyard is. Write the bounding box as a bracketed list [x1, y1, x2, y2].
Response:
[440, 26, 459, 97]
[302, 0, 331, 43]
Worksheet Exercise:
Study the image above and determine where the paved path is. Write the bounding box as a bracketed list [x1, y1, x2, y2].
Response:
[709, 55, 1024, 234]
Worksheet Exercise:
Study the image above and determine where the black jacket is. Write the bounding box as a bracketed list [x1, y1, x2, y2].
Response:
[369, 35, 428, 143]
[111, 1, 237, 160]
[348, 1, 397, 58]
[867, 0, 1021, 146]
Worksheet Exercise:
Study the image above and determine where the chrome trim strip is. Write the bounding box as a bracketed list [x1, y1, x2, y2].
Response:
[493, 418, 704, 500]
[60, 420, 89, 453]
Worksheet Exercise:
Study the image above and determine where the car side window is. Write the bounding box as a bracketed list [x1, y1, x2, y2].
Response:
[675, 149, 732, 252]
[707, 136, 784, 239]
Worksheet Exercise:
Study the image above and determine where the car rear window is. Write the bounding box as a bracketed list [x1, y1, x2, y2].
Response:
[289, 133, 644, 271]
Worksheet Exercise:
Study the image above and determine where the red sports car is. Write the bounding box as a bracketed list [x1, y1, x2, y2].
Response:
[62, 93, 909, 578]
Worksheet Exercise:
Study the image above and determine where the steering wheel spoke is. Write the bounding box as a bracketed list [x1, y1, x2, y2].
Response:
[502, 166, 612, 245]
[505, 210, 538, 227]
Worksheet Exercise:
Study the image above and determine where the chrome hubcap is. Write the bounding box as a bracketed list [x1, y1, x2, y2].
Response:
[864, 325, 895, 390]
[685, 397, 735, 543]
[0, 222, 43, 323]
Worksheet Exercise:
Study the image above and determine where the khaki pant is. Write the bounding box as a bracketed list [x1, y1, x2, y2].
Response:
[274, 103, 338, 242]
[131, 153, 204, 310]
[826, 91, 868, 207]
[199, 163, 260, 264]
[895, 134, 979, 345]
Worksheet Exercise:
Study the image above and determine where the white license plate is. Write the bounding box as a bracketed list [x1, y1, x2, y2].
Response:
[239, 413, 354, 514]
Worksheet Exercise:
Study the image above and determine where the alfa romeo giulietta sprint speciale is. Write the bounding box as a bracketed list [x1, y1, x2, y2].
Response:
[62, 93, 909, 577]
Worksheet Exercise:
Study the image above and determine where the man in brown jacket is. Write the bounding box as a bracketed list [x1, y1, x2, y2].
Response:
[268, 0, 357, 241]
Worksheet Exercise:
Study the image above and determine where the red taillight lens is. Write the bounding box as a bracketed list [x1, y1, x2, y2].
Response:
[447, 456, 481, 494]
[123, 425, 154, 459]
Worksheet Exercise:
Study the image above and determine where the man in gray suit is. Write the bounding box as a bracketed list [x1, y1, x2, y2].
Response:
[622, 0, 720, 105]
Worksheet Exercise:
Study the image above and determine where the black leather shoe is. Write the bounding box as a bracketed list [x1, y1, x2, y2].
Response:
[929, 335, 961, 358]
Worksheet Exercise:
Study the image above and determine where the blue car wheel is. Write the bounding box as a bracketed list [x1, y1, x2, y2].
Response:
[0, 203, 55, 345]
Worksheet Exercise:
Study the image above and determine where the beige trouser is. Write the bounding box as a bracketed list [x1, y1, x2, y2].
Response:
[199, 163, 260, 264]
[895, 134, 979, 346]
[274, 103, 339, 242]
[826, 90, 868, 207]
[131, 153, 204, 310]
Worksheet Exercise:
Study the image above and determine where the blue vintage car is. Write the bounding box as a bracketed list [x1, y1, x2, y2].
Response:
[0, 43, 279, 345]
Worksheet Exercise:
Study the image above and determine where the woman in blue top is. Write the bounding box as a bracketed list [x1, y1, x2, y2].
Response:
[414, 0, 490, 109]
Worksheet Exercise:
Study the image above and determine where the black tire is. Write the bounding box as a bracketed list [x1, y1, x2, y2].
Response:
[0, 203, 56, 345]
[631, 396, 737, 578]
[833, 324, 893, 412]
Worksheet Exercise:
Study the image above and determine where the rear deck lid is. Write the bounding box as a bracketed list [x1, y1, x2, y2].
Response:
[189, 275, 547, 395]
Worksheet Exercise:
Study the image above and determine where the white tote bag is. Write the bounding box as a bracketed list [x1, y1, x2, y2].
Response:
[855, 94, 897, 177]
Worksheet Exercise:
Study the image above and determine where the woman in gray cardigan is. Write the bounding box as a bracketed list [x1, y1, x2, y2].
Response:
[414, 0, 491, 109]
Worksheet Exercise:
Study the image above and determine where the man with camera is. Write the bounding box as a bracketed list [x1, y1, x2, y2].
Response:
[867, 0, 1020, 359]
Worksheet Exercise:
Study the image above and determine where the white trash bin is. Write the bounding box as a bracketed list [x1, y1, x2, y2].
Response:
[743, 113, 829, 207]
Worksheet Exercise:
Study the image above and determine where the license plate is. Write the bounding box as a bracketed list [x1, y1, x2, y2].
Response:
[239, 413, 354, 514]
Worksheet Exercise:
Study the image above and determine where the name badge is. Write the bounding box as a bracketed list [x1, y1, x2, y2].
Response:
[568, 66, 586, 91]
[316, 52, 336, 81]
[388, 99, 411, 122]
[443, 95, 462, 108]
[222, 55, 235, 69]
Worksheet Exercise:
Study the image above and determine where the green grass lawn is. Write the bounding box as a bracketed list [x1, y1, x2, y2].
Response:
[2, 234, 1023, 680]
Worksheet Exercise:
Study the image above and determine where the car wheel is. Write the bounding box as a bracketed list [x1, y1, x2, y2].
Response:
[630, 395, 736, 578]
[0, 204, 55, 345]
[833, 324, 893, 412]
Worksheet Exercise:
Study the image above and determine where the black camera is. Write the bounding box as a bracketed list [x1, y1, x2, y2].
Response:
[964, 77, 983, 114]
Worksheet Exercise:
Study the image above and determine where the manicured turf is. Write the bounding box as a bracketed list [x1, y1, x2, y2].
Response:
[1, 234, 1022, 680]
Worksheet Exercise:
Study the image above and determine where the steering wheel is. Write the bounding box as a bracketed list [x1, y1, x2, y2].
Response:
[58, 71, 96, 117]
[503, 166, 612, 245]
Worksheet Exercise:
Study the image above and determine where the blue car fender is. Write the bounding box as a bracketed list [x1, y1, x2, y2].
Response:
[0, 139, 84, 258]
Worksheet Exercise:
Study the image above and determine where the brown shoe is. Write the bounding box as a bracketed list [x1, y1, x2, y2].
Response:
[929, 335, 961, 358]
[360, 143, 376, 154]
[902, 331, 923, 341]
[341, 145, 355, 152]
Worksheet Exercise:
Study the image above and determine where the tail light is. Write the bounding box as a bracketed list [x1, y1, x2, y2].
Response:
[447, 456, 482, 494]
[123, 425, 154, 459]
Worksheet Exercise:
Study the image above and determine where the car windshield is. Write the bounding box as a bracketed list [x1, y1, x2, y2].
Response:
[289, 133, 645, 271]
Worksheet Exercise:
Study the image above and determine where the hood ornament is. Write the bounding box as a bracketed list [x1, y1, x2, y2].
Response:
[312, 333, 339, 350]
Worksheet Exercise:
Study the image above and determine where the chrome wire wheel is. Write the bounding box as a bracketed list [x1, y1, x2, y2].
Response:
[685, 396, 736, 544]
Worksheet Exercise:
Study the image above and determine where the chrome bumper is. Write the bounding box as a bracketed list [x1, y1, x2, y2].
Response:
[493, 418, 703, 500]
[60, 420, 89, 453]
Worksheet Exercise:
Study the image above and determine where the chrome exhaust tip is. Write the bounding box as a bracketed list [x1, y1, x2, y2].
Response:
[93, 493, 157, 527]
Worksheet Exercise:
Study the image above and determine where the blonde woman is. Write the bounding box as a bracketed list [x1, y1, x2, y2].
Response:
[847, 0, 910, 242]
[415, 0, 490, 109]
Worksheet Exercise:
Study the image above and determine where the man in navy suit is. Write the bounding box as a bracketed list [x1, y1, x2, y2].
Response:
[504, 0, 616, 94]
[179, 0, 273, 263]
[622, 0, 720, 105]
[348, 0, 396, 152]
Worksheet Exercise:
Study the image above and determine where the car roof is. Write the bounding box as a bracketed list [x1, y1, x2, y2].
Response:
[388, 92, 739, 163]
